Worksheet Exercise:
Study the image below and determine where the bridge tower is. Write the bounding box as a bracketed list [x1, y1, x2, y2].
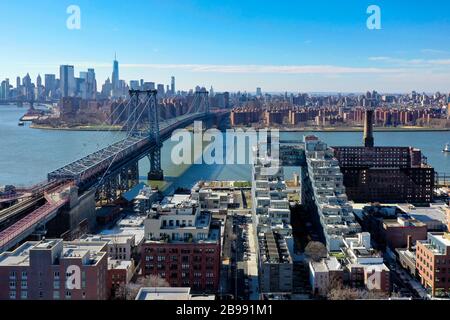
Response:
[128, 89, 164, 181]
[192, 89, 210, 114]
[147, 89, 164, 181]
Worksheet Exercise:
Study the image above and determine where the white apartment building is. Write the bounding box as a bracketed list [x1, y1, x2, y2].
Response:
[304, 135, 361, 251]
[252, 144, 295, 294]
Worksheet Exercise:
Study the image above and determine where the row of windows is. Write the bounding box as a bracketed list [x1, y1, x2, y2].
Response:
[144, 248, 216, 254]
[9, 291, 87, 300]
[145, 255, 212, 262]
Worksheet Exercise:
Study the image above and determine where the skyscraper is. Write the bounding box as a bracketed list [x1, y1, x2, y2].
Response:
[22, 73, 33, 100]
[81, 68, 97, 99]
[112, 53, 119, 97]
[44, 74, 56, 98]
[59, 65, 75, 98]
[0, 79, 10, 100]
[130, 80, 140, 90]
[171, 76, 176, 95]
[157, 84, 165, 96]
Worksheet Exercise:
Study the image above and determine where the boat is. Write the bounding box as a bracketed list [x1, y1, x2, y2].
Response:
[443, 143, 450, 153]
[18, 121, 25, 126]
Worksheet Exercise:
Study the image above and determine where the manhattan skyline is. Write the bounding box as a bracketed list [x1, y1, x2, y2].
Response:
[1, 0, 450, 92]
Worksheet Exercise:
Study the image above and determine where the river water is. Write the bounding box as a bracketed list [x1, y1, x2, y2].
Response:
[0, 104, 449, 193]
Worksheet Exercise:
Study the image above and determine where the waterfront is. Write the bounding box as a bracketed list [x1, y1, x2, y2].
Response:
[0, 104, 449, 192]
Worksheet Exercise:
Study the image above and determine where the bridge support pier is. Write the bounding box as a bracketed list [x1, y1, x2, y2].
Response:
[147, 153, 164, 181]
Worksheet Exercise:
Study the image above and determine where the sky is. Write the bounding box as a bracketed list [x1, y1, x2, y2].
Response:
[1, 0, 450, 93]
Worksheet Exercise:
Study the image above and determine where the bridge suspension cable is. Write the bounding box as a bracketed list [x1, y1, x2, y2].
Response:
[94, 93, 154, 189]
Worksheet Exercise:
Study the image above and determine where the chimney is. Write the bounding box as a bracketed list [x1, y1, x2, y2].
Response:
[406, 235, 412, 251]
[363, 109, 374, 148]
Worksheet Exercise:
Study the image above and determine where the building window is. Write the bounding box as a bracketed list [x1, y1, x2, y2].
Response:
[65, 291, 72, 299]
[54, 271, 60, 279]
[21, 271, 27, 280]
[21, 280, 27, 289]
[9, 271, 16, 280]
[21, 291, 28, 300]
[9, 291, 16, 300]
[53, 291, 60, 300]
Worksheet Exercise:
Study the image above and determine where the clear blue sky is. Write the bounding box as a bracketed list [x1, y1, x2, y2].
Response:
[1, 0, 450, 93]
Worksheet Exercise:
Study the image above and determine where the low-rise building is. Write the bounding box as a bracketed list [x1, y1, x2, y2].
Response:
[79, 234, 136, 261]
[107, 259, 134, 293]
[342, 233, 390, 293]
[135, 287, 215, 300]
[259, 230, 293, 293]
[309, 256, 343, 297]
[357, 205, 428, 250]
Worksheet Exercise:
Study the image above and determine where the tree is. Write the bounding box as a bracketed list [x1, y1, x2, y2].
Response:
[327, 282, 390, 300]
[114, 275, 170, 300]
[304, 241, 327, 262]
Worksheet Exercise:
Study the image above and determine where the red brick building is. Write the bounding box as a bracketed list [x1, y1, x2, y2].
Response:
[416, 232, 450, 297]
[141, 195, 221, 293]
[0, 239, 109, 300]
[332, 111, 434, 204]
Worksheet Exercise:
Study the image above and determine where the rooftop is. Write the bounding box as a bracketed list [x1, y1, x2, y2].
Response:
[0, 239, 107, 267]
[135, 287, 215, 301]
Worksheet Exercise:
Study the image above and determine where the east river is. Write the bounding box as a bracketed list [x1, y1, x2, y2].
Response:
[0, 104, 449, 194]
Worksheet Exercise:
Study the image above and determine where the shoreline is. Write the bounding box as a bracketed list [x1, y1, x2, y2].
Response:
[29, 123, 450, 133]
[241, 126, 450, 133]
[275, 127, 450, 133]
[30, 124, 123, 131]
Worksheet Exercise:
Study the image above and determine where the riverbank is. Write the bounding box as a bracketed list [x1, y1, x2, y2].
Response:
[30, 123, 123, 131]
[29, 122, 450, 133]
[245, 126, 450, 132]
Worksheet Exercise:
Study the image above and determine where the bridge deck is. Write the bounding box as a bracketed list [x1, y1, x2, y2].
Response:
[0, 183, 72, 252]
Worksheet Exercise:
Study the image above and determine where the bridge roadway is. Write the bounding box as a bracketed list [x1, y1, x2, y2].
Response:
[0, 110, 229, 252]
[0, 182, 73, 252]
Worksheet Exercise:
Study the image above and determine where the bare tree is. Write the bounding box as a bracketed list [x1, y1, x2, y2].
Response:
[114, 275, 170, 300]
[327, 283, 389, 300]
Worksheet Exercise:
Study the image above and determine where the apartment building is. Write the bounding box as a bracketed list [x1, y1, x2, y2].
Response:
[304, 135, 361, 251]
[342, 233, 390, 293]
[141, 195, 221, 293]
[0, 239, 109, 300]
[416, 232, 450, 297]
[80, 234, 136, 261]
[259, 230, 293, 293]
[252, 146, 295, 294]
[309, 256, 343, 296]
